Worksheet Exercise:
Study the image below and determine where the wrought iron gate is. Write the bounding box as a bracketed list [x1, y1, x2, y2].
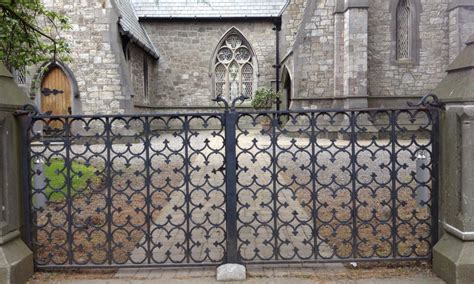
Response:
[20, 95, 441, 269]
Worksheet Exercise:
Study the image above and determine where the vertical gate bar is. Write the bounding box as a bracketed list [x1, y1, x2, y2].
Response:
[430, 109, 440, 248]
[350, 111, 358, 259]
[390, 110, 398, 258]
[310, 113, 318, 260]
[105, 117, 112, 265]
[225, 111, 238, 263]
[271, 113, 279, 261]
[65, 117, 73, 265]
[184, 116, 190, 263]
[145, 117, 151, 264]
[18, 113, 33, 249]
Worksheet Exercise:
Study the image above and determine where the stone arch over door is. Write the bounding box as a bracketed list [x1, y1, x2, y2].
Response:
[31, 61, 81, 115]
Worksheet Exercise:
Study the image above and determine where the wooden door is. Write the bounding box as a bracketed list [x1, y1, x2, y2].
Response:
[41, 67, 72, 116]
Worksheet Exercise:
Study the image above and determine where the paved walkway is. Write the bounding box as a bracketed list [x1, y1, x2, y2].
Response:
[30, 264, 445, 283]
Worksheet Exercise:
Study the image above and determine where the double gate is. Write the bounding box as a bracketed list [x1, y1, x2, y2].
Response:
[21, 95, 440, 269]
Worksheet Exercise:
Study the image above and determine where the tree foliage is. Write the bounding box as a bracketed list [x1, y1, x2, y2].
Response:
[0, 0, 71, 70]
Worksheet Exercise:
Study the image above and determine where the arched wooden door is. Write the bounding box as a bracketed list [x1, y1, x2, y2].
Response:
[40, 67, 72, 116]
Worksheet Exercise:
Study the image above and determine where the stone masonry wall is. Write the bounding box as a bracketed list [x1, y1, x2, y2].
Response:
[280, 0, 307, 56]
[30, 0, 469, 114]
[32, 0, 132, 115]
[281, 0, 336, 107]
[141, 20, 276, 109]
[127, 43, 159, 107]
[368, 0, 450, 98]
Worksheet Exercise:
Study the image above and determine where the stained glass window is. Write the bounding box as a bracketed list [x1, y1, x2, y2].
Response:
[214, 33, 255, 100]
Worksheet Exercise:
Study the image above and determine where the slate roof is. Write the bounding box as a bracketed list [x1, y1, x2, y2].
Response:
[131, 0, 288, 18]
[434, 35, 474, 102]
[114, 0, 160, 59]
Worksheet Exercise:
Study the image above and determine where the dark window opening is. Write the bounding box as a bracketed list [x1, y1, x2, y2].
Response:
[144, 57, 149, 103]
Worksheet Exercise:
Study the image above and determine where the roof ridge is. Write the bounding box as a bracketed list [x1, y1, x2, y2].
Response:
[131, 0, 288, 19]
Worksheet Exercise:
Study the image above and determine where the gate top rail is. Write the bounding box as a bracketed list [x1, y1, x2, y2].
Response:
[19, 94, 443, 120]
[25, 100, 443, 121]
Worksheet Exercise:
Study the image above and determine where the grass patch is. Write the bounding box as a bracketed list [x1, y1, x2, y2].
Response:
[42, 159, 102, 202]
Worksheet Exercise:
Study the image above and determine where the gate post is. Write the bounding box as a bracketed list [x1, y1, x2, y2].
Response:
[216, 96, 246, 282]
[432, 35, 474, 284]
[224, 110, 239, 264]
[0, 64, 34, 283]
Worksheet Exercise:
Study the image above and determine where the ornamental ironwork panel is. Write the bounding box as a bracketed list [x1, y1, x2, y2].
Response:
[235, 108, 438, 263]
[20, 95, 440, 269]
[24, 114, 226, 268]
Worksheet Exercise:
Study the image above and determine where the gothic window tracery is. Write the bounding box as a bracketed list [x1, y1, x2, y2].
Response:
[396, 0, 412, 60]
[214, 32, 255, 101]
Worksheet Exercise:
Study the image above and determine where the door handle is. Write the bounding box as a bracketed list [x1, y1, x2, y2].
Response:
[68, 106, 72, 115]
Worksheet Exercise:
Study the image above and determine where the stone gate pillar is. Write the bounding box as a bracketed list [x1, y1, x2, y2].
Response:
[0, 64, 34, 283]
[432, 35, 474, 284]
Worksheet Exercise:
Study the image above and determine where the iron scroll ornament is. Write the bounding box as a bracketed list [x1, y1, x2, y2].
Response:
[212, 95, 250, 111]
[21, 104, 41, 116]
[407, 94, 445, 109]
[20, 104, 52, 116]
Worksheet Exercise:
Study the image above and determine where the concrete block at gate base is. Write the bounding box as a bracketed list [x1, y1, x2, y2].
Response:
[216, 263, 246, 281]
[0, 233, 34, 284]
[433, 233, 474, 284]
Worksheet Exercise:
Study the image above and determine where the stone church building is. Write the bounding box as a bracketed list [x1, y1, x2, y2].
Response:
[17, 0, 474, 115]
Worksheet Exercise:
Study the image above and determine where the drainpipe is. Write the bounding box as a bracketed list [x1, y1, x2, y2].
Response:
[273, 18, 282, 111]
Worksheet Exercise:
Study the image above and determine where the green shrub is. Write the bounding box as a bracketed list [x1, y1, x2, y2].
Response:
[251, 88, 279, 109]
[40, 159, 102, 202]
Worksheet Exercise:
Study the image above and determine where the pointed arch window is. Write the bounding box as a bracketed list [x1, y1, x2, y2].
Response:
[213, 32, 256, 101]
[396, 0, 412, 60]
